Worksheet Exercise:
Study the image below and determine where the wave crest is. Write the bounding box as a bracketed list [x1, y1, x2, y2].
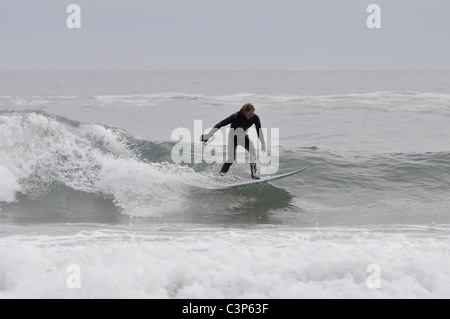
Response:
[0, 111, 206, 218]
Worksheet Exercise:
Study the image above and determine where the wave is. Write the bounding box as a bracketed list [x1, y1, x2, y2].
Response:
[0, 111, 215, 219]
[283, 147, 450, 192]
[93, 91, 449, 110]
[2, 226, 450, 298]
[1, 110, 449, 222]
[3, 91, 450, 113]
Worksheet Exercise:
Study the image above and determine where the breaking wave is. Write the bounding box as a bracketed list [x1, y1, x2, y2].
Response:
[1, 110, 449, 223]
[0, 111, 211, 219]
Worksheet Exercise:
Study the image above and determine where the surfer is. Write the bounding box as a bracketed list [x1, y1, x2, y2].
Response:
[201, 103, 266, 179]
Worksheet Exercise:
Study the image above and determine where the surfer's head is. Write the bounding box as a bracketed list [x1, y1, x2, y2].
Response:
[241, 103, 255, 120]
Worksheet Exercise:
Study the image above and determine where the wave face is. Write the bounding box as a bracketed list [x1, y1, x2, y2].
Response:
[1, 110, 450, 225]
[0, 111, 213, 220]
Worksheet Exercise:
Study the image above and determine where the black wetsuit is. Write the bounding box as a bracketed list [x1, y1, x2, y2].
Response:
[212, 111, 265, 174]
[214, 111, 263, 134]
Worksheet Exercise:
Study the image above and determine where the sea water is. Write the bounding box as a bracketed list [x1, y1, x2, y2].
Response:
[1, 71, 450, 298]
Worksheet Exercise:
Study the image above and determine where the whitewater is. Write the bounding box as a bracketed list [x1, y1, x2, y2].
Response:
[1, 71, 450, 298]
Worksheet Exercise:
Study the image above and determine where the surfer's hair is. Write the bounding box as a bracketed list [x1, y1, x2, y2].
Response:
[241, 103, 255, 113]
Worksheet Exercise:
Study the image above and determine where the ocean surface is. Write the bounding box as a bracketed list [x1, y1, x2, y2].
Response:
[1, 71, 450, 298]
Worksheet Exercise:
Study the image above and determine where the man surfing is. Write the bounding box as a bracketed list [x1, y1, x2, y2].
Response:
[201, 103, 266, 179]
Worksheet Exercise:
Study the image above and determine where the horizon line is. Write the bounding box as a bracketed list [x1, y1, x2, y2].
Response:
[1, 69, 449, 73]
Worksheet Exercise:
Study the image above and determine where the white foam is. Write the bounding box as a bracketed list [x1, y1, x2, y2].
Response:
[95, 159, 191, 217]
[0, 166, 20, 203]
[1, 227, 449, 298]
[0, 112, 206, 217]
[95, 93, 208, 107]
[90, 91, 450, 113]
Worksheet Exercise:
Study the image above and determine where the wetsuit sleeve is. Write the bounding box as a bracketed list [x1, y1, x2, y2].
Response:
[204, 113, 238, 139]
[214, 113, 238, 129]
[255, 115, 266, 146]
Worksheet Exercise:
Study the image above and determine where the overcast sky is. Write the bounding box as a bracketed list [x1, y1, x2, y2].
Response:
[1, 0, 449, 71]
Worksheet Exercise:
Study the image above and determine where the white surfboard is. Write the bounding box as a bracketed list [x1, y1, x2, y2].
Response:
[216, 167, 307, 190]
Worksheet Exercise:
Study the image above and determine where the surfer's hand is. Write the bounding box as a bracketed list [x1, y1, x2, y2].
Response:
[201, 134, 210, 143]
[261, 144, 267, 153]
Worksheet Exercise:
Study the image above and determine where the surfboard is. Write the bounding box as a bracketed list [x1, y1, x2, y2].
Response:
[216, 167, 307, 190]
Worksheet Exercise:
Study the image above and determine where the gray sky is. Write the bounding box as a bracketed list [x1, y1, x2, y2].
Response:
[1, 0, 449, 71]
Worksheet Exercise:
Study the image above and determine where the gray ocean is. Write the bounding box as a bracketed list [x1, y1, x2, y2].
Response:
[1, 71, 450, 298]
